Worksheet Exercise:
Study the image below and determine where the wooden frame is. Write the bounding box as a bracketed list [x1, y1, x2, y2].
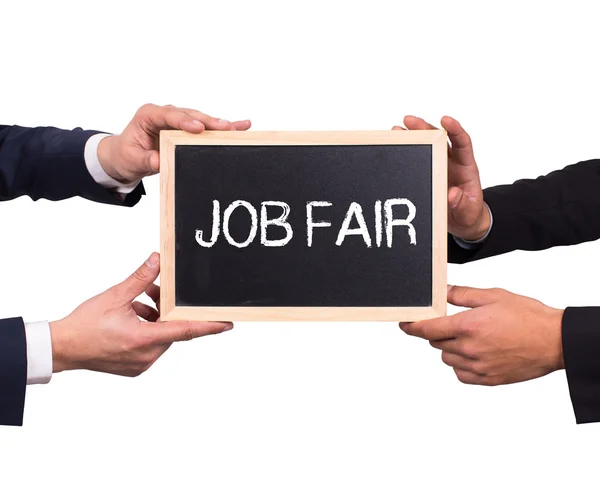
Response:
[160, 130, 447, 321]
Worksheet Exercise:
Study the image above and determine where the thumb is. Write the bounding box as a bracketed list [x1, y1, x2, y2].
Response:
[447, 284, 504, 308]
[115, 253, 160, 302]
[147, 150, 160, 174]
[448, 187, 485, 229]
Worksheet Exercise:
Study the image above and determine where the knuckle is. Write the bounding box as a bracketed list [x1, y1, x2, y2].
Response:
[127, 331, 153, 351]
[482, 377, 498, 387]
[471, 360, 488, 376]
[459, 342, 479, 359]
[441, 352, 452, 367]
[180, 327, 195, 341]
[139, 352, 155, 366]
[137, 103, 157, 116]
[132, 267, 148, 284]
[454, 370, 470, 384]
[418, 325, 430, 340]
[457, 286, 471, 301]
[456, 318, 472, 336]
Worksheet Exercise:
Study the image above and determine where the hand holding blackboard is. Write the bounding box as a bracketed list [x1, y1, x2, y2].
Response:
[160, 130, 447, 321]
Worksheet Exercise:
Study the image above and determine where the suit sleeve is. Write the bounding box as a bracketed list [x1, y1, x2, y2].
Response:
[0, 125, 144, 205]
[447, 159, 600, 424]
[562, 307, 600, 423]
[448, 159, 600, 263]
[0, 318, 27, 426]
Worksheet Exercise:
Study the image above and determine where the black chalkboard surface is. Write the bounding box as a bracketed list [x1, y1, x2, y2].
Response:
[160, 131, 447, 321]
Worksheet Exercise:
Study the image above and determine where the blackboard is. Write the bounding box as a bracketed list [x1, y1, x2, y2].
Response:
[160, 131, 447, 321]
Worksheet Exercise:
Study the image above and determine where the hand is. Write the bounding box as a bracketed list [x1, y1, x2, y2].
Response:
[399, 285, 565, 385]
[96, 103, 252, 185]
[393, 116, 490, 241]
[50, 253, 233, 377]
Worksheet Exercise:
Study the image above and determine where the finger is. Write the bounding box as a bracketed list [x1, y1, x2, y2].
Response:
[447, 185, 486, 230]
[447, 284, 505, 308]
[148, 321, 234, 344]
[132, 301, 160, 322]
[440, 116, 475, 165]
[403, 115, 438, 130]
[441, 351, 483, 375]
[114, 253, 160, 302]
[178, 107, 233, 131]
[454, 368, 483, 385]
[137, 104, 207, 134]
[391, 125, 406, 130]
[231, 120, 252, 131]
[430, 338, 469, 356]
[145, 284, 160, 304]
[147, 150, 160, 173]
[399, 315, 461, 341]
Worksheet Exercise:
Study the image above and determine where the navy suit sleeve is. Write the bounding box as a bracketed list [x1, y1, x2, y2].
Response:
[0, 125, 145, 205]
[0, 318, 27, 426]
[447, 159, 600, 424]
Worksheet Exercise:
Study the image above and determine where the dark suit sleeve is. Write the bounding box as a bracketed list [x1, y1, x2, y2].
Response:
[448, 159, 600, 263]
[0, 318, 27, 426]
[562, 307, 600, 424]
[447, 159, 600, 424]
[0, 125, 145, 205]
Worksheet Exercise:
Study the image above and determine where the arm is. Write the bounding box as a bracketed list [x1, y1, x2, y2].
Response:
[1, 105, 252, 427]
[0, 255, 233, 427]
[0, 104, 253, 206]
[0, 125, 143, 206]
[398, 117, 600, 424]
[449, 159, 600, 263]
[401, 286, 600, 425]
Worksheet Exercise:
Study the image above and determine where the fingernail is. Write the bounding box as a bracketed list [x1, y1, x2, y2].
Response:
[192, 119, 203, 126]
[447, 284, 454, 293]
[218, 118, 231, 125]
[146, 253, 159, 268]
[223, 323, 234, 331]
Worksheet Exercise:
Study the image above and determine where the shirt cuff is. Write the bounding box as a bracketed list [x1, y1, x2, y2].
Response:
[84, 133, 141, 194]
[24, 321, 53, 385]
[452, 202, 494, 250]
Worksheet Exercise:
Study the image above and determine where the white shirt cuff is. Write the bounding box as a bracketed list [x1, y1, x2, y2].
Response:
[84, 133, 140, 194]
[24, 321, 53, 385]
[453, 202, 493, 249]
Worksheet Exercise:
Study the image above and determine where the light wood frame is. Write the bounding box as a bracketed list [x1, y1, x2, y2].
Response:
[160, 130, 447, 321]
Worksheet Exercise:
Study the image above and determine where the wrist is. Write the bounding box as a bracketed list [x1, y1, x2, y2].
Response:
[549, 307, 565, 372]
[49, 318, 78, 373]
[97, 135, 134, 185]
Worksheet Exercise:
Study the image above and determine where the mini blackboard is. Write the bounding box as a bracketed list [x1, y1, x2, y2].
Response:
[160, 131, 447, 321]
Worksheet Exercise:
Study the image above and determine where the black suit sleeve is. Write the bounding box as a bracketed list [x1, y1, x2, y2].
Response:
[447, 159, 600, 424]
[0, 318, 27, 426]
[0, 125, 145, 205]
[448, 159, 600, 263]
[0, 125, 146, 426]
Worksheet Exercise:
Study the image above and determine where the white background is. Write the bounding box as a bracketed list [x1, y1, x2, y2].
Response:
[1, 0, 599, 482]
